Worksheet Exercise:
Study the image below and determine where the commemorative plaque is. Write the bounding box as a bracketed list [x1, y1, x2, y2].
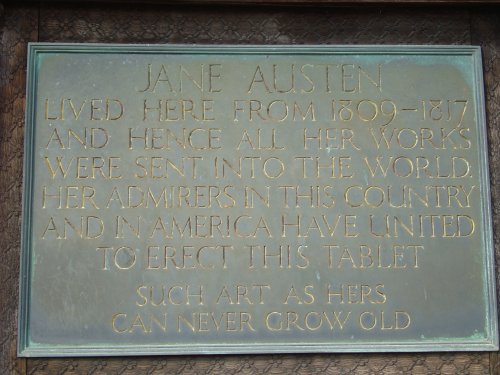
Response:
[19, 44, 498, 356]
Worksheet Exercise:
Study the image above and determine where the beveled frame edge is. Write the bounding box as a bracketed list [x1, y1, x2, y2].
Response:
[17, 43, 499, 357]
[18, 42, 39, 359]
[473, 45, 499, 352]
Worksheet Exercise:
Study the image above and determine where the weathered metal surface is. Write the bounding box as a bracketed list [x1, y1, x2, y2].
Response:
[17, 44, 497, 356]
[0, 3, 488, 374]
[0, 2, 496, 374]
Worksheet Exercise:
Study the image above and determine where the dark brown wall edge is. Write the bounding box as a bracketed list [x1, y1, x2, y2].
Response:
[5, 0, 500, 5]
[0, 5, 38, 375]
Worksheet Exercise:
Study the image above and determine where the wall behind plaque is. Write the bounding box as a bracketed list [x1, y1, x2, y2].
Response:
[0, 2, 499, 374]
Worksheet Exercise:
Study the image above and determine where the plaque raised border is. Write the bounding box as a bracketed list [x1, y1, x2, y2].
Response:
[18, 44, 498, 356]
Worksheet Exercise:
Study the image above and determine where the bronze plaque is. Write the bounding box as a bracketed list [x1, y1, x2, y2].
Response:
[18, 44, 497, 356]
